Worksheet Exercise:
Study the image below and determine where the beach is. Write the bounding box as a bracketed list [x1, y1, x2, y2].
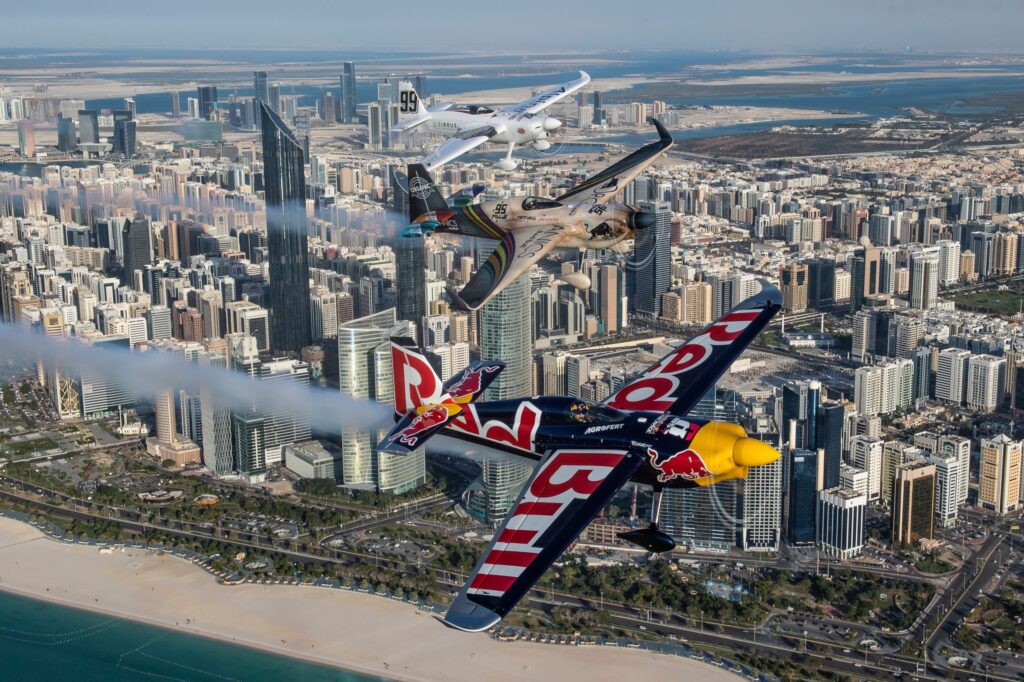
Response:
[0, 517, 738, 682]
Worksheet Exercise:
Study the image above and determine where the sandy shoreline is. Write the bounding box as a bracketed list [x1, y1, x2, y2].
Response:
[0, 517, 737, 681]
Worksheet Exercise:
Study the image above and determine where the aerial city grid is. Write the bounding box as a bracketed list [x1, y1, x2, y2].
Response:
[2, 2, 1024, 681]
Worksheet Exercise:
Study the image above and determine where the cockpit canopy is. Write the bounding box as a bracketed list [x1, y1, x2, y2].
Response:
[538, 399, 627, 425]
[521, 196, 563, 211]
[451, 105, 495, 115]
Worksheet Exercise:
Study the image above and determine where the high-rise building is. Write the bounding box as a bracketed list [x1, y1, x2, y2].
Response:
[632, 200, 671, 317]
[232, 412, 266, 480]
[936, 348, 971, 404]
[938, 435, 971, 506]
[966, 354, 1005, 412]
[340, 62, 357, 123]
[56, 116, 76, 152]
[169, 91, 181, 117]
[254, 71, 269, 106]
[817, 487, 866, 559]
[366, 102, 382, 150]
[662, 481, 738, 552]
[17, 121, 35, 157]
[892, 461, 936, 548]
[780, 263, 809, 313]
[741, 457, 782, 552]
[937, 239, 961, 286]
[849, 435, 883, 502]
[197, 85, 218, 120]
[816, 403, 845, 488]
[480, 273, 532, 400]
[929, 449, 966, 527]
[154, 389, 176, 445]
[979, 435, 1021, 514]
[466, 458, 534, 526]
[396, 232, 427, 339]
[121, 218, 153, 287]
[336, 309, 423, 494]
[591, 91, 603, 125]
[260, 102, 312, 353]
[807, 258, 836, 308]
[786, 448, 821, 545]
[78, 109, 99, 144]
[851, 244, 880, 310]
[113, 116, 137, 158]
[909, 248, 939, 309]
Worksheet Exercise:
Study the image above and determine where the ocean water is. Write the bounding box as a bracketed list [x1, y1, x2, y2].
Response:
[70, 50, 1024, 120]
[0, 590, 387, 682]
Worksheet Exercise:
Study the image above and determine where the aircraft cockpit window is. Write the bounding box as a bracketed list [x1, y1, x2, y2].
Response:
[522, 197, 563, 211]
[453, 105, 495, 115]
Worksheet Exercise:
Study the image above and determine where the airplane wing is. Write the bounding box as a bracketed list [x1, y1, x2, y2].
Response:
[422, 125, 505, 171]
[448, 222, 565, 311]
[604, 283, 783, 415]
[443, 448, 642, 631]
[556, 117, 674, 205]
[505, 71, 590, 116]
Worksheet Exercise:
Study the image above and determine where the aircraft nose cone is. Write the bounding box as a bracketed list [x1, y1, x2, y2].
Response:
[732, 438, 781, 468]
[543, 117, 562, 131]
[631, 211, 656, 230]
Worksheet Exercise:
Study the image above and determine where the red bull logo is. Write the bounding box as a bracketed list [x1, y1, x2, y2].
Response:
[395, 404, 451, 447]
[448, 365, 500, 401]
[646, 447, 711, 484]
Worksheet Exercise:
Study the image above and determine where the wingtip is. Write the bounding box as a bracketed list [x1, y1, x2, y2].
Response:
[647, 117, 673, 146]
[446, 283, 481, 312]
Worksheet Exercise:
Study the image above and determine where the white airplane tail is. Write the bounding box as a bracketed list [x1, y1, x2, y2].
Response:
[393, 81, 430, 131]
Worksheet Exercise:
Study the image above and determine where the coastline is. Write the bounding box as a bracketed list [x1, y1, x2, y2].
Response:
[0, 517, 738, 682]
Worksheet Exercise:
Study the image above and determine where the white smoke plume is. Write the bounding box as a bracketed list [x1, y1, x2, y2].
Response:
[0, 323, 392, 434]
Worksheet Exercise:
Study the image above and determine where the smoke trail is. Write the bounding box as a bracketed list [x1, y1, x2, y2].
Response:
[0, 324, 392, 434]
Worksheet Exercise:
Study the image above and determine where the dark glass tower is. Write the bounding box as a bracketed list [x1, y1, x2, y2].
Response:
[340, 62, 357, 123]
[396, 232, 426, 338]
[787, 448, 819, 545]
[260, 101, 311, 353]
[197, 86, 218, 120]
[632, 200, 671, 317]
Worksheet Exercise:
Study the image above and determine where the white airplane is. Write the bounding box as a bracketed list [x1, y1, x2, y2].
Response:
[393, 71, 590, 172]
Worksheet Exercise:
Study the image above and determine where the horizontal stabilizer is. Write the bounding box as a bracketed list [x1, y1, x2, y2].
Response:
[377, 403, 462, 455]
[392, 113, 431, 132]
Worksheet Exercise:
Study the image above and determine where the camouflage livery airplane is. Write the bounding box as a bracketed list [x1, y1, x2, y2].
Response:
[377, 285, 784, 632]
[404, 118, 675, 311]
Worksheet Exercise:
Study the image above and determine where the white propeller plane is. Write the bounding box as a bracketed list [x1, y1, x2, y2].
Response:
[393, 71, 590, 172]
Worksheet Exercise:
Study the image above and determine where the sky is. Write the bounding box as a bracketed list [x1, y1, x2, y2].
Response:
[3, 0, 1024, 53]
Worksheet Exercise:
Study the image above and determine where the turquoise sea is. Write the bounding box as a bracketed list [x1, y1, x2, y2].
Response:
[0, 590, 387, 682]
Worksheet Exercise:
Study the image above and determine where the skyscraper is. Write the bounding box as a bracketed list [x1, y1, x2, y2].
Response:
[121, 218, 153, 286]
[807, 258, 836, 308]
[979, 435, 1021, 514]
[786, 449, 820, 545]
[78, 109, 99, 144]
[340, 62, 357, 123]
[817, 487, 866, 559]
[113, 116, 137, 158]
[169, 91, 181, 117]
[260, 101, 312, 353]
[909, 248, 939, 309]
[366, 103, 382, 150]
[591, 91, 603, 125]
[632, 200, 671, 317]
[396, 232, 427, 338]
[17, 121, 34, 157]
[254, 71, 269, 105]
[56, 116, 76, 152]
[780, 263, 809, 313]
[480, 273, 532, 400]
[197, 86, 218, 120]
[850, 435, 883, 502]
[892, 461, 936, 548]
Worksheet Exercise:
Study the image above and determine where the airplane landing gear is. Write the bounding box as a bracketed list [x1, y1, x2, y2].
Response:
[617, 485, 676, 553]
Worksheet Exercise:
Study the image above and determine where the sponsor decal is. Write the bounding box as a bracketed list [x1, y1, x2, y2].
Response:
[392, 405, 450, 447]
[448, 365, 501, 401]
[583, 424, 623, 435]
[392, 343, 443, 413]
[607, 309, 762, 412]
[466, 449, 626, 596]
[408, 176, 433, 200]
[646, 447, 711, 484]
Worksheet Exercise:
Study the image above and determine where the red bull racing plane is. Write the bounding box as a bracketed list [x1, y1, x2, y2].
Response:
[378, 285, 784, 632]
